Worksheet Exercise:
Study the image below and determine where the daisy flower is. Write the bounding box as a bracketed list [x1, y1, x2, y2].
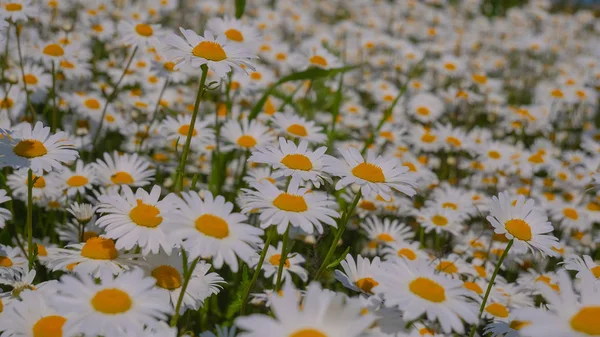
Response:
[335, 254, 382, 294]
[160, 115, 214, 151]
[221, 118, 274, 151]
[0, 189, 12, 228]
[206, 16, 260, 46]
[118, 20, 162, 47]
[56, 219, 104, 245]
[162, 28, 257, 77]
[325, 148, 417, 201]
[0, 244, 27, 277]
[170, 191, 263, 272]
[487, 191, 558, 256]
[51, 268, 171, 336]
[271, 112, 327, 144]
[96, 185, 179, 256]
[249, 137, 331, 187]
[362, 216, 415, 246]
[563, 254, 600, 280]
[51, 159, 97, 197]
[0, 121, 78, 174]
[256, 241, 308, 284]
[408, 92, 445, 123]
[0, 291, 68, 337]
[240, 178, 339, 234]
[0, 0, 37, 21]
[93, 151, 155, 187]
[416, 206, 464, 236]
[373, 259, 478, 334]
[381, 240, 425, 262]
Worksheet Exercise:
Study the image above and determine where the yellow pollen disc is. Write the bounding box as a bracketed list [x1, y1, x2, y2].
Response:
[446, 136, 462, 147]
[0, 98, 14, 109]
[13, 140, 48, 158]
[36, 244, 48, 257]
[442, 202, 457, 210]
[24, 74, 38, 85]
[444, 63, 456, 71]
[377, 233, 395, 242]
[287, 124, 308, 137]
[403, 162, 417, 172]
[151, 265, 182, 290]
[59, 60, 75, 69]
[273, 193, 308, 212]
[0, 256, 13, 267]
[67, 175, 88, 187]
[464, 281, 483, 294]
[416, 106, 430, 116]
[5, 3, 23, 11]
[110, 171, 134, 185]
[269, 254, 290, 268]
[32, 315, 66, 337]
[431, 215, 448, 226]
[237, 135, 257, 148]
[84, 98, 101, 109]
[43, 44, 65, 57]
[83, 231, 98, 241]
[224, 28, 244, 42]
[164, 62, 176, 71]
[352, 162, 385, 183]
[485, 303, 509, 318]
[551, 89, 564, 98]
[472, 74, 487, 84]
[129, 200, 163, 228]
[281, 154, 313, 171]
[92, 24, 104, 32]
[509, 320, 530, 330]
[135, 23, 153, 37]
[290, 329, 327, 337]
[275, 52, 287, 61]
[528, 153, 545, 164]
[421, 133, 436, 143]
[309, 55, 328, 67]
[178, 124, 197, 136]
[192, 41, 227, 61]
[0, 297, 2, 313]
[563, 208, 579, 220]
[91, 288, 132, 314]
[250, 72, 262, 80]
[474, 265, 487, 277]
[409, 277, 446, 303]
[397, 248, 416, 260]
[194, 214, 230, 239]
[570, 307, 600, 335]
[504, 218, 532, 241]
[419, 327, 434, 336]
[356, 277, 379, 293]
[436, 261, 458, 274]
[80, 237, 118, 260]
[488, 150, 501, 159]
[264, 97, 277, 115]
[590, 266, 600, 278]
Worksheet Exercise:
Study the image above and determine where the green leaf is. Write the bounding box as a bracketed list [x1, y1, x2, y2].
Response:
[248, 65, 360, 121]
[235, 0, 246, 18]
[326, 246, 350, 270]
[225, 264, 249, 319]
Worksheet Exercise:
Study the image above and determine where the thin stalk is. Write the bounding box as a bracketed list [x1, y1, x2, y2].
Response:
[170, 252, 200, 327]
[14, 24, 37, 121]
[26, 169, 34, 270]
[92, 46, 138, 149]
[468, 239, 514, 337]
[139, 78, 169, 151]
[50, 62, 58, 131]
[275, 224, 291, 291]
[241, 227, 275, 314]
[314, 190, 362, 280]
[174, 64, 208, 192]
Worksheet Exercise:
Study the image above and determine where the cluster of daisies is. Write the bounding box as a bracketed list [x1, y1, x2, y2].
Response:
[0, 0, 600, 336]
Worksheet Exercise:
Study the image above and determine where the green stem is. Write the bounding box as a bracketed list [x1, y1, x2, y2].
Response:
[170, 252, 200, 327]
[14, 24, 36, 122]
[275, 224, 291, 291]
[468, 239, 513, 337]
[314, 189, 362, 280]
[26, 169, 34, 270]
[241, 227, 275, 314]
[174, 64, 208, 192]
[92, 46, 138, 150]
[50, 62, 58, 131]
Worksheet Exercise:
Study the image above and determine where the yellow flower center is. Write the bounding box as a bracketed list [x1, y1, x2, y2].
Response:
[352, 162, 385, 183]
[509, 320, 530, 330]
[397, 248, 416, 260]
[488, 150, 501, 159]
[84, 98, 101, 109]
[485, 303, 509, 318]
[269, 254, 290, 268]
[192, 41, 227, 61]
[5, 3, 23, 11]
[436, 261, 458, 274]
[273, 193, 308, 212]
[178, 124, 197, 136]
[237, 135, 257, 148]
[446, 136, 462, 147]
[151, 265, 182, 290]
[0, 97, 14, 109]
[403, 162, 417, 172]
[355, 277, 379, 293]
[281, 154, 313, 171]
[37, 244, 48, 256]
[276, 52, 287, 61]
[474, 265, 487, 277]
[464, 281, 483, 294]
[32, 315, 66, 337]
[129, 200, 162, 228]
[287, 124, 308, 137]
[442, 202, 457, 210]
[91, 288, 132, 314]
[290, 329, 327, 337]
[28, 175, 46, 188]
[444, 63, 456, 71]
[431, 214, 448, 226]
[135, 23, 153, 37]
[92, 24, 104, 32]
[225, 28, 244, 42]
[377, 233, 395, 242]
[194, 214, 230, 239]
[416, 106, 430, 116]
[504, 218, 532, 241]
[66, 175, 88, 187]
[13, 139, 48, 158]
[563, 208, 579, 220]
[80, 237, 118, 260]
[250, 72, 262, 80]
[83, 231, 99, 241]
[0, 256, 13, 267]
[409, 277, 446, 303]
[59, 60, 75, 69]
[110, 171, 134, 185]
[590, 266, 600, 278]
[43, 44, 65, 57]
[421, 133, 436, 143]
[570, 307, 600, 335]
[309, 55, 328, 67]
[24, 74, 38, 85]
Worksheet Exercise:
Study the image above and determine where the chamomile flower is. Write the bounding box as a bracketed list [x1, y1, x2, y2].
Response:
[170, 191, 263, 272]
[325, 148, 417, 201]
[51, 159, 97, 197]
[0, 0, 37, 21]
[335, 254, 382, 294]
[563, 254, 600, 280]
[257, 241, 308, 284]
[240, 178, 339, 234]
[206, 16, 260, 47]
[0, 291, 68, 337]
[93, 151, 155, 187]
[162, 28, 257, 77]
[118, 20, 162, 47]
[487, 192, 558, 256]
[0, 189, 12, 228]
[0, 244, 27, 277]
[408, 93, 445, 123]
[160, 115, 214, 151]
[221, 118, 274, 151]
[271, 112, 327, 144]
[362, 216, 415, 245]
